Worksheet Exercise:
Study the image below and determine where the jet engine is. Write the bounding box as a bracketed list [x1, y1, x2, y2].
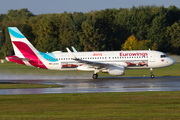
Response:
[108, 65, 125, 75]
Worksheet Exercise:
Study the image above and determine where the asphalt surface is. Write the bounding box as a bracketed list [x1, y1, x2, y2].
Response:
[0, 76, 180, 95]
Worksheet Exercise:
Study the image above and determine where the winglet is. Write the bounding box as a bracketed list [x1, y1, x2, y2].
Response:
[66, 47, 76, 59]
[71, 46, 77, 52]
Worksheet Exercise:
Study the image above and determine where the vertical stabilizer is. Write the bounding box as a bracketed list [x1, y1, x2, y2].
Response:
[7, 27, 47, 69]
[8, 27, 38, 57]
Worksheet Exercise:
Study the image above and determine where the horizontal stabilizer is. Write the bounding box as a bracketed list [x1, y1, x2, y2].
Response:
[6, 56, 30, 61]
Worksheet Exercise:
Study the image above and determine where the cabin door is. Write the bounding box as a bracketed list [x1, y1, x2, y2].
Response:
[149, 52, 155, 62]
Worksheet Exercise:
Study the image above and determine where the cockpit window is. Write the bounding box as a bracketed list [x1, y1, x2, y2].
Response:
[160, 55, 168, 58]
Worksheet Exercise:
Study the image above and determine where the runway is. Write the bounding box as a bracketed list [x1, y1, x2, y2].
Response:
[0, 76, 180, 95]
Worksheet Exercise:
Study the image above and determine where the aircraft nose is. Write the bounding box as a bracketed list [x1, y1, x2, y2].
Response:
[169, 57, 175, 66]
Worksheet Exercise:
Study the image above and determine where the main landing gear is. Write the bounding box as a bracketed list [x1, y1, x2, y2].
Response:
[92, 73, 98, 79]
[92, 68, 99, 79]
[150, 68, 155, 79]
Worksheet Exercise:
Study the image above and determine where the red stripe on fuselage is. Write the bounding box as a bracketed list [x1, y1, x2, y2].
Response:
[12, 41, 47, 69]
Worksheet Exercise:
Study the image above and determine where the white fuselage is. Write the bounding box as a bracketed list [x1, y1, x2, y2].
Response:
[37, 50, 174, 71]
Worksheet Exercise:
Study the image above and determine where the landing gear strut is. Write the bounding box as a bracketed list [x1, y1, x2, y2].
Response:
[150, 68, 154, 79]
[92, 73, 98, 79]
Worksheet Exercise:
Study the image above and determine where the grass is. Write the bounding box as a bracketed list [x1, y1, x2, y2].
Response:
[0, 91, 180, 119]
[0, 83, 63, 89]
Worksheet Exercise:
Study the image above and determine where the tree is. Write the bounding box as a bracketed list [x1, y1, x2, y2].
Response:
[78, 16, 105, 51]
[122, 35, 138, 50]
[166, 21, 180, 54]
[31, 14, 61, 52]
[146, 8, 168, 52]
[122, 35, 152, 50]
[137, 40, 151, 50]
[68, 12, 87, 51]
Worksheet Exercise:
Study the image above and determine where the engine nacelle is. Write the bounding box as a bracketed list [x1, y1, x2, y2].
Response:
[108, 65, 125, 75]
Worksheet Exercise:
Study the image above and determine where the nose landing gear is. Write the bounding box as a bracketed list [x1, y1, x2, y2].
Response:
[150, 68, 154, 79]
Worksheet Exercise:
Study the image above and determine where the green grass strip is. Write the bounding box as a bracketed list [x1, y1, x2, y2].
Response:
[0, 83, 63, 89]
[0, 91, 180, 119]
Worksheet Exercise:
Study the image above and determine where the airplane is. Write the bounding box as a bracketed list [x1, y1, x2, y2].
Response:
[6, 27, 175, 79]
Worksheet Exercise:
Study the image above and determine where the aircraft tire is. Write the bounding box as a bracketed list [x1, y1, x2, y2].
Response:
[150, 74, 154, 79]
[92, 74, 98, 79]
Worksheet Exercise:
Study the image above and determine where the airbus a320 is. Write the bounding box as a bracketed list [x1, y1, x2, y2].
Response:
[6, 27, 175, 79]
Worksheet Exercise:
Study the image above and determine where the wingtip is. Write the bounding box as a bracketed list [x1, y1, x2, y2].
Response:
[66, 47, 76, 59]
[66, 47, 71, 52]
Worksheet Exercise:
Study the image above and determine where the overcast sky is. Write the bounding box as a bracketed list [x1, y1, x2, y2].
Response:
[0, 0, 180, 15]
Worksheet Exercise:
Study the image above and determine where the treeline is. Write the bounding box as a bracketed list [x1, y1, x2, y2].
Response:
[0, 5, 180, 58]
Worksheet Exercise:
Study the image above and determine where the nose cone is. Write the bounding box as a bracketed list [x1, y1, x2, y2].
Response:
[168, 57, 175, 66]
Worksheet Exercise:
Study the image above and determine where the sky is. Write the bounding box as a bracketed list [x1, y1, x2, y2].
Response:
[0, 0, 180, 15]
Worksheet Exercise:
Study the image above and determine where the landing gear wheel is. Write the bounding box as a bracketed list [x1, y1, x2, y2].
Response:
[92, 73, 98, 79]
[150, 68, 155, 79]
[150, 74, 154, 79]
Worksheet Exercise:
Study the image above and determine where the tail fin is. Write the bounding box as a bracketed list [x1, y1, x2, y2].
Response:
[8, 27, 38, 57]
[7, 27, 47, 69]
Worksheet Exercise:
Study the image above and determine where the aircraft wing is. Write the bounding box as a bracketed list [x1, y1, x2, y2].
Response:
[66, 48, 126, 69]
